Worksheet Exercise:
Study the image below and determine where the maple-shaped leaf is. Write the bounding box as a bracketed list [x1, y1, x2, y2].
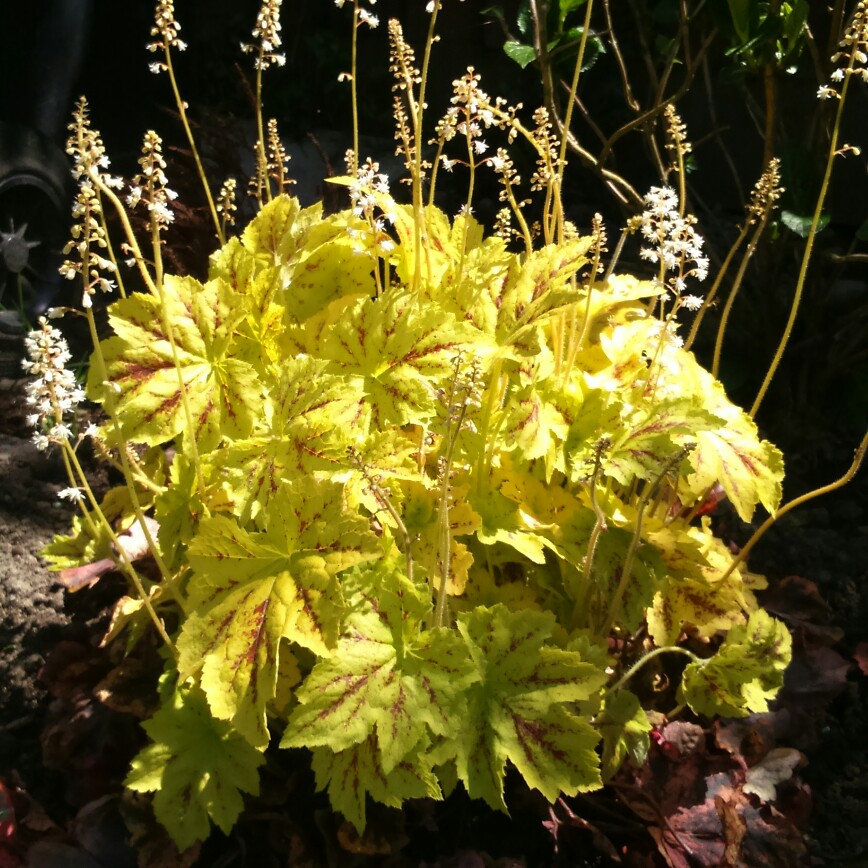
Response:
[177, 480, 379, 747]
[604, 397, 722, 486]
[646, 522, 757, 645]
[294, 290, 484, 426]
[209, 355, 368, 521]
[282, 566, 477, 771]
[310, 737, 441, 833]
[653, 345, 784, 522]
[125, 681, 263, 851]
[679, 609, 792, 718]
[495, 238, 593, 351]
[91, 275, 261, 451]
[241, 195, 322, 267]
[597, 690, 651, 781]
[445, 604, 606, 809]
[209, 235, 257, 291]
[500, 375, 573, 479]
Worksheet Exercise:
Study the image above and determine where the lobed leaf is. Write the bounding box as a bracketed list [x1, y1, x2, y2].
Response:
[178, 481, 378, 747]
[91, 275, 261, 451]
[447, 605, 606, 808]
[125, 681, 263, 851]
[282, 567, 477, 772]
[679, 609, 792, 718]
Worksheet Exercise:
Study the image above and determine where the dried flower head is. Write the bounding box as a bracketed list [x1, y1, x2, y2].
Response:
[147, 0, 187, 73]
[21, 317, 86, 450]
[746, 158, 784, 223]
[127, 131, 178, 232]
[242, 0, 285, 70]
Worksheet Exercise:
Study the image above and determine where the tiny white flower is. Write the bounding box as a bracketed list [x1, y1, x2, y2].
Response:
[58, 487, 85, 503]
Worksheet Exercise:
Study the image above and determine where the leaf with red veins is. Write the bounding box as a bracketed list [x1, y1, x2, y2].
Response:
[210, 355, 368, 521]
[282, 567, 476, 774]
[440, 605, 606, 810]
[177, 480, 378, 748]
[296, 289, 484, 426]
[310, 736, 441, 833]
[91, 275, 261, 451]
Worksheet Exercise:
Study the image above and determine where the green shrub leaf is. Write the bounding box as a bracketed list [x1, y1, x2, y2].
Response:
[125, 681, 263, 851]
[448, 605, 606, 808]
[178, 481, 378, 747]
[679, 609, 792, 717]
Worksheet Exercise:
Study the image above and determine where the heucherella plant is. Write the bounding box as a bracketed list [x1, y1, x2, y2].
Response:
[28, 0, 868, 853]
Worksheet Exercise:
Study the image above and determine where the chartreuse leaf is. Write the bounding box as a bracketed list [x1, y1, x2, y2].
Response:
[495, 238, 593, 351]
[210, 355, 368, 521]
[679, 609, 792, 718]
[377, 198, 456, 290]
[282, 566, 477, 773]
[311, 738, 441, 833]
[297, 290, 483, 426]
[125, 681, 263, 851]
[241, 195, 319, 267]
[646, 521, 757, 645]
[604, 397, 722, 486]
[656, 344, 784, 521]
[597, 690, 651, 781]
[177, 480, 378, 747]
[91, 275, 261, 451]
[444, 605, 605, 809]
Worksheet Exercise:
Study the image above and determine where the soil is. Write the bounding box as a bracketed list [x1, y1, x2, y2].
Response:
[1, 369, 868, 868]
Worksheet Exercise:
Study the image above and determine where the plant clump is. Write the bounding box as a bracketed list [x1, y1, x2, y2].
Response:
[25, 0, 868, 855]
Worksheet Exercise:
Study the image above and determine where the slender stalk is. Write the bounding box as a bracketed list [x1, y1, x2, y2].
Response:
[605, 645, 699, 697]
[549, 0, 594, 243]
[718, 429, 868, 585]
[163, 45, 223, 242]
[711, 211, 772, 378]
[750, 73, 853, 417]
[62, 440, 179, 656]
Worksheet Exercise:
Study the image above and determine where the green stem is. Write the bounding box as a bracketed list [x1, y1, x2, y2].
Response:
[605, 645, 699, 697]
[62, 440, 179, 657]
[750, 74, 852, 418]
[164, 45, 223, 243]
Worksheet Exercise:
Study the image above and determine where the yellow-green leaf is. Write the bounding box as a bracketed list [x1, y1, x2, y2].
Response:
[177, 481, 378, 747]
[91, 276, 261, 450]
[125, 681, 263, 851]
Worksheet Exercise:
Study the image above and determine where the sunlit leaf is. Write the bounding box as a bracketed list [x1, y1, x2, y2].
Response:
[680, 609, 792, 717]
[177, 480, 378, 747]
[91, 275, 261, 451]
[126, 681, 263, 850]
[444, 605, 606, 808]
